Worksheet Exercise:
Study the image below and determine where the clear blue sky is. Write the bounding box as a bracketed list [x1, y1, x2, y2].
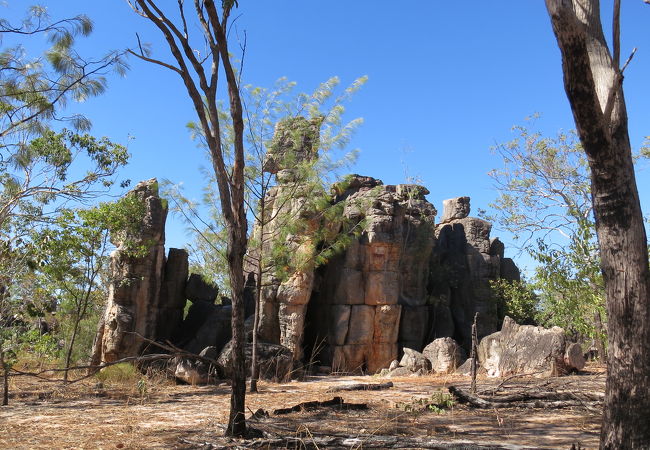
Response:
[6, 1, 650, 271]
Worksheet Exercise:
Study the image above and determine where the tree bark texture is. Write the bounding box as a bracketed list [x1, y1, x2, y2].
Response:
[545, 1, 650, 448]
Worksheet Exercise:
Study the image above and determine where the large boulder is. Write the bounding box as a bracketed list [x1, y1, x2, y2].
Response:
[217, 340, 293, 382]
[423, 337, 466, 374]
[478, 316, 573, 377]
[173, 346, 219, 385]
[564, 342, 586, 371]
[399, 348, 432, 372]
[440, 196, 470, 223]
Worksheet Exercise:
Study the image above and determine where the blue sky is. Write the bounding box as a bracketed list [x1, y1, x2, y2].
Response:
[6, 1, 650, 271]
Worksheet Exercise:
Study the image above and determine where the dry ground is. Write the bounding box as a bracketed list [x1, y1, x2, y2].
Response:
[0, 365, 604, 449]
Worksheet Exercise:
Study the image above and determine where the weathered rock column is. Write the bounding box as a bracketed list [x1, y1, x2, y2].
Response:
[249, 117, 322, 362]
[315, 178, 437, 373]
[433, 197, 515, 347]
[91, 179, 187, 365]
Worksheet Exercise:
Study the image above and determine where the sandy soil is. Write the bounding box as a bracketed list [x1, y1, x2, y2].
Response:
[0, 367, 604, 449]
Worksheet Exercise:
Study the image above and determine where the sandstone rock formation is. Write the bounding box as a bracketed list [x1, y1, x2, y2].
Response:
[91, 181, 253, 378]
[91, 179, 187, 364]
[246, 118, 521, 374]
[303, 178, 437, 373]
[478, 316, 583, 377]
[93, 122, 522, 379]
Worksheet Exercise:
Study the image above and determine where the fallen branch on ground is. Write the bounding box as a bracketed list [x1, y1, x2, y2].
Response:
[326, 381, 393, 392]
[448, 385, 602, 409]
[272, 396, 368, 415]
[180, 434, 535, 449]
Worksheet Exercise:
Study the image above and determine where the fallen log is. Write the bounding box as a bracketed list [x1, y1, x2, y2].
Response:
[272, 396, 368, 415]
[448, 386, 601, 409]
[224, 434, 535, 449]
[326, 381, 393, 393]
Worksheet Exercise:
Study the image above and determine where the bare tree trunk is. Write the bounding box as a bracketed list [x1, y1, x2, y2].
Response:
[545, 1, 650, 447]
[250, 262, 262, 393]
[1, 348, 8, 406]
[593, 310, 606, 363]
[470, 312, 478, 394]
[128, 0, 248, 437]
[226, 231, 247, 436]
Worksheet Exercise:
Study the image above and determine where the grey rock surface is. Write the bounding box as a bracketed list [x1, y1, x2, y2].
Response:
[399, 348, 432, 372]
[423, 337, 467, 374]
[440, 196, 470, 223]
[478, 316, 570, 377]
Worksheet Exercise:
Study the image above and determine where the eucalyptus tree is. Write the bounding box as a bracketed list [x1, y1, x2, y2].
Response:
[545, 1, 649, 446]
[126, 0, 248, 436]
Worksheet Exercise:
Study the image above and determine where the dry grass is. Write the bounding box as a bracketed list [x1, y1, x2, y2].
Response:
[0, 364, 605, 449]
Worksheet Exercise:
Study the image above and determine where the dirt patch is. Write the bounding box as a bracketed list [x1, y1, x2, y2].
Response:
[0, 367, 604, 449]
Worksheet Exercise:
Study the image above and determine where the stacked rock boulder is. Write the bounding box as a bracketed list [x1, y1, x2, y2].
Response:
[431, 197, 520, 347]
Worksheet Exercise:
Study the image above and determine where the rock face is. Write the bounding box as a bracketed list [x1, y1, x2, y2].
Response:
[478, 316, 582, 377]
[247, 117, 520, 374]
[303, 178, 437, 374]
[91, 180, 255, 379]
[92, 179, 187, 364]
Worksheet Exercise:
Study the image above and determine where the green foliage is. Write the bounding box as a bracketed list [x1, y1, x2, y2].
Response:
[490, 278, 539, 325]
[0, 6, 127, 137]
[488, 119, 606, 342]
[532, 221, 605, 339]
[0, 5, 130, 391]
[167, 76, 367, 288]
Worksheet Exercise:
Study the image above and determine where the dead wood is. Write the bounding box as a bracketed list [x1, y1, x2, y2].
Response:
[326, 381, 393, 392]
[189, 434, 534, 449]
[272, 396, 368, 415]
[449, 385, 602, 409]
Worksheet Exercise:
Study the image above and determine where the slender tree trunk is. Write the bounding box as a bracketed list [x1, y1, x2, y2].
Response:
[64, 315, 81, 383]
[249, 274, 260, 393]
[1, 349, 8, 406]
[545, 1, 650, 447]
[250, 198, 267, 393]
[593, 310, 606, 362]
[470, 313, 478, 394]
[129, 0, 249, 437]
[226, 219, 247, 436]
